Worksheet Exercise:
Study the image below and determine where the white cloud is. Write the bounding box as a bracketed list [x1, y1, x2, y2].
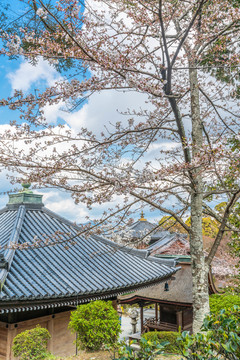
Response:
[7, 58, 61, 93]
[42, 101, 65, 124]
[64, 90, 152, 134]
[45, 197, 89, 223]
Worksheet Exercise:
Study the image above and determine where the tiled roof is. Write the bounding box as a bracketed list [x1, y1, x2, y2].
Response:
[0, 195, 178, 311]
[127, 219, 188, 249]
[147, 232, 188, 252]
[128, 220, 168, 241]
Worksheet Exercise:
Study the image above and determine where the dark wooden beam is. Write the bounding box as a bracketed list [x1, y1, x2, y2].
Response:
[140, 305, 144, 333]
[176, 310, 183, 330]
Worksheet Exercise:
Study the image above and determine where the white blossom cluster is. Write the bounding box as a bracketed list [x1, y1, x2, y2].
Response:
[36, 7, 48, 20]
[7, 36, 22, 55]
[48, 58, 59, 65]
[212, 256, 238, 279]
[109, 228, 151, 248]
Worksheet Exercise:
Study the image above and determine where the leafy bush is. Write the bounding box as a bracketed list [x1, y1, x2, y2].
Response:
[12, 325, 51, 360]
[68, 300, 121, 351]
[210, 294, 240, 314]
[177, 305, 240, 359]
[116, 337, 168, 360]
[142, 331, 181, 354]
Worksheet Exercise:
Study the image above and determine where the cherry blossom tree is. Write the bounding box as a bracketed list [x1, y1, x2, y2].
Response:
[0, 0, 240, 332]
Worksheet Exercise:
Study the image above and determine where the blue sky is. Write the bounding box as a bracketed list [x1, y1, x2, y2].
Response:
[0, 1, 183, 225]
[0, 41, 159, 224]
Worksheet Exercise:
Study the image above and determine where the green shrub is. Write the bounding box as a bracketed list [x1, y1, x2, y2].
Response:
[116, 337, 168, 360]
[68, 300, 121, 351]
[142, 331, 181, 354]
[210, 293, 240, 314]
[12, 325, 51, 360]
[177, 305, 240, 359]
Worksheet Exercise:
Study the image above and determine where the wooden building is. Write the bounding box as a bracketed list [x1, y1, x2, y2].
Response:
[0, 186, 178, 359]
[120, 256, 218, 334]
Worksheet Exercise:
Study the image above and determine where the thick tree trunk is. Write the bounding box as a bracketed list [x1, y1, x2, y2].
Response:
[189, 65, 210, 333]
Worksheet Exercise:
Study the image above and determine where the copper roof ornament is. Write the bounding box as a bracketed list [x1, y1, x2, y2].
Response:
[21, 183, 33, 193]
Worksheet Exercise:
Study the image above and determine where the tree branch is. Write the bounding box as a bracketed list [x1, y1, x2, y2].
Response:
[206, 189, 240, 265]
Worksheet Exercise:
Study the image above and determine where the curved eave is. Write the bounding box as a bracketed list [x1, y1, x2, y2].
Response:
[119, 295, 192, 307]
[0, 271, 177, 313]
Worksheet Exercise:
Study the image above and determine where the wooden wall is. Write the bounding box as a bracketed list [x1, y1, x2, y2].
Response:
[182, 308, 193, 332]
[0, 325, 7, 359]
[160, 305, 177, 324]
[0, 311, 76, 360]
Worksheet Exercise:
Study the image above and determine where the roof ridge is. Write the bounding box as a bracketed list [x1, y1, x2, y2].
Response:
[91, 234, 177, 267]
[129, 219, 156, 228]
[42, 207, 81, 229]
[0, 207, 9, 215]
[0, 205, 26, 289]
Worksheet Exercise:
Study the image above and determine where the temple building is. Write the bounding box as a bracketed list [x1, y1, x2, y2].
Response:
[124, 211, 188, 250]
[0, 186, 178, 359]
[120, 255, 218, 335]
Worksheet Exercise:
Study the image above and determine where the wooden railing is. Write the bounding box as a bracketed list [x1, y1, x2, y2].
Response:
[143, 317, 178, 332]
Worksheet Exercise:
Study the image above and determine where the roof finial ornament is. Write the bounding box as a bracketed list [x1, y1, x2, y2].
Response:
[139, 210, 146, 221]
[21, 183, 33, 194]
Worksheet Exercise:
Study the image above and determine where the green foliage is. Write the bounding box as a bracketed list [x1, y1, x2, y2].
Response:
[214, 202, 227, 216]
[68, 300, 121, 351]
[177, 306, 240, 359]
[142, 331, 181, 354]
[12, 325, 51, 360]
[0, 1, 77, 72]
[210, 294, 240, 314]
[185, 217, 219, 238]
[115, 337, 168, 360]
[159, 215, 220, 238]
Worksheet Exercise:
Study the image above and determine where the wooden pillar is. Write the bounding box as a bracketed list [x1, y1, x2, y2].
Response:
[6, 327, 12, 360]
[155, 303, 158, 322]
[112, 299, 118, 311]
[6, 324, 17, 360]
[140, 305, 144, 333]
[176, 311, 183, 330]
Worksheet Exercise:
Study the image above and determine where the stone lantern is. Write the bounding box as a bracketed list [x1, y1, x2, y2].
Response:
[129, 308, 139, 334]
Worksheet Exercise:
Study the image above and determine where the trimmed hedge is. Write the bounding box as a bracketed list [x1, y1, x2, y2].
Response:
[68, 300, 121, 351]
[142, 331, 181, 354]
[210, 294, 240, 314]
[12, 326, 51, 360]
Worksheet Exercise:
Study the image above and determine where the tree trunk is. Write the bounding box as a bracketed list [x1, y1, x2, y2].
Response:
[189, 64, 210, 333]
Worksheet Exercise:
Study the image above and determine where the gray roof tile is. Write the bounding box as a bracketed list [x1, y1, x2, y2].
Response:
[0, 201, 178, 307]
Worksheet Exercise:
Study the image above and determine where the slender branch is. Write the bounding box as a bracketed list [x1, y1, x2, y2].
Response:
[197, 20, 239, 56]
[171, 0, 207, 67]
[206, 189, 240, 265]
[200, 87, 237, 134]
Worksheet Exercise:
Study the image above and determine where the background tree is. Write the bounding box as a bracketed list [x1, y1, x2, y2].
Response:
[0, 0, 240, 332]
[185, 217, 219, 238]
[159, 215, 219, 238]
